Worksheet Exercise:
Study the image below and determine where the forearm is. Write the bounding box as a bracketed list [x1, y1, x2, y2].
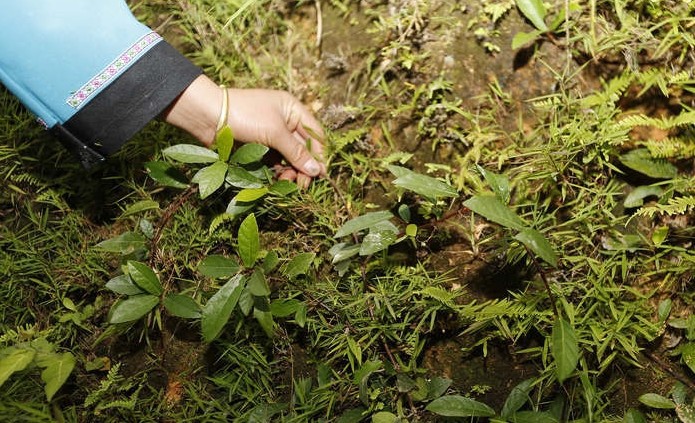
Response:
[162, 75, 222, 148]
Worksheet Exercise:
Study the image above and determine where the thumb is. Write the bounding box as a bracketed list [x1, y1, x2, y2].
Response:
[271, 130, 322, 177]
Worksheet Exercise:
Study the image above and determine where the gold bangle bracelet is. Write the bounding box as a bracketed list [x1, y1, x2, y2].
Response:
[216, 85, 229, 131]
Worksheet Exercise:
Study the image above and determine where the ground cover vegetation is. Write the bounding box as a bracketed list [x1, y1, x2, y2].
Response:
[0, 0, 694, 421]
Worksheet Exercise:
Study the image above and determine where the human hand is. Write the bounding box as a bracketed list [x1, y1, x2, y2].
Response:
[225, 88, 326, 188]
[163, 76, 326, 188]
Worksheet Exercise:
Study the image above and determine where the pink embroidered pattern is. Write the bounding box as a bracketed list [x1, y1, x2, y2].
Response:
[66, 32, 162, 109]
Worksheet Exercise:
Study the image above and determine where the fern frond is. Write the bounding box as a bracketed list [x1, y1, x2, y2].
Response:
[581, 72, 634, 108]
[635, 195, 695, 218]
[640, 136, 695, 159]
[618, 111, 695, 130]
[209, 212, 237, 234]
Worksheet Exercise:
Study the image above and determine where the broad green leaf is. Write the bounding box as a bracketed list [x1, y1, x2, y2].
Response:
[371, 411, 398, 423]
[426, 377, 452, 401]
[360, 231, 397, 256]
[638, 393, 675, 409]
[507, 410, 559, 423]
[477, 165, 511, 203]
[512, 30, 542, 49]
[425, 395, 495, 417]
[387, 165, 458, 199]
[201, 274, 245, 342]
[95, 232, 146, 255]
[405, 224, 417, 237]
[397, 204, 411, 222]
[238, 288, 254, 316]
[337, 408, 368, 423]
[329, 243, 361, 264]
[105, 274, 143, 296]
[464, 195, 526, 231]
[226, 199, 254, 219]
[226, 166, 263, 189]
[235, 187, 269, 203]
[270, 299, 301, 317]
[215, 126, 234, 163]
[36, 352, 76, 401]
[623, 408, 647, 423]
[144, 161, 189, 189]
[198, 255, 240, 279]
[624, 185, 664, 208]
[514, 228, 558, 267]
[119, 200, 159, 219]
[262, 250, 280, 273]
[680, 343, 695, 374]
[516, 0, 548, 31]
[126, 261, 163, 296]
[247, 269, 271, 296]
[253, 308, 275, 337]
[163, 294, 201, 319]
[657, 299, 672, 322]
[283, 252, 316, 279]
[238, 213, 260, 268]
[192, 161, 228, 199]
[651, 226, 669, 246]
[552, 318, 579, 383]
[501, 378, 534, 418]
[270, 180, 299, 196]
[109, 295, 159, 323]
[619, 149, 677, 179]
[335, 211, 394, 238]
[163, 144, 219, 163]
[0, 348, 36, 388]
[231, 143, 269, 164]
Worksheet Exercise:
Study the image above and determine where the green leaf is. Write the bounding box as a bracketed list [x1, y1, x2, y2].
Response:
[231, 143, 269, 164]
[163, 294, 201, 319]
[426, 377, 452, 401]
[198, 255, 240, 279]
[676, 403, 695, 423]
[270, 180, 299, 196]
[619, 149, 678, 179]
[95, 232, 146, 255]
[253, 308, 276, 337]
[144, 161, 189, 189]
[425, 395, 495, 417]
[270, 299, 302, 317]
[235, 187, 269, 202]
[109, 295, 159, 323]
[360, 230, 397, 256]
[119, 200, 160, 219]
[507, 411, 559, 423]
[0, 348, 36, 388]
[552, 318, 579, 383]
[337, 408, 368, 423]
[192, 161, 228, 199]
[387, 165, 458, 199]
[651, 226, 669, 246]
[638, 393, 676, 409]
[329, 243, 361, 264]
[477, 165, 511, 204]
[501, 378, 534, 418]
[624, 185, 664, 208]
[680, 343, 695, 374]
[36, 352, 76, 401]
[226, 199, 255, 220]
[238, 213, 260, 268]
[623, 408, 647, 423]
[247, 269, 271, 296]
[512, 30, 542, 49]
[371, 411, 398, 423]
[215, 126, 234, 163]
[226, 166, 263, 189]
[657, 299, 672, 322]
[464, 195, 526, 231]
[405, 224, 417, 237]
[282, 252, 316, 279]
[201, 274, 245, 342]
[335, 211, 394, 238]
[516, 0, 548, 31]
[262, 250, 280, 274]
[515, 228, 558, 267]
[126, 261, 163, 296]
[105, 274, 144, 296]
[163, 144, 219, 163]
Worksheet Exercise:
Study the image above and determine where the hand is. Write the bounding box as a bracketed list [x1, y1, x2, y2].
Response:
[225, 88, 326, 188]
[163, 75, 326, 188]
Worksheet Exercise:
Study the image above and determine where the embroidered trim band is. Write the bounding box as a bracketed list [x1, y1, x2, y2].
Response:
[66, 32, 162, 109]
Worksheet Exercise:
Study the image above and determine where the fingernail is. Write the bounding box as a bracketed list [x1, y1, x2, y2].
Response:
[305, 159, 320, 176]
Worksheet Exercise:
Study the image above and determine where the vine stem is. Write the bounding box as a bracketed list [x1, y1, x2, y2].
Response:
[527, 248, 560, 318]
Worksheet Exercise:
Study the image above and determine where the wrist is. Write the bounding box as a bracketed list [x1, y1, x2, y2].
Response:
[162, 75, 221, 147]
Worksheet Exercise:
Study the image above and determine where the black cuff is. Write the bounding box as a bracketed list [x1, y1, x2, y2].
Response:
[52, 40, 202, 168]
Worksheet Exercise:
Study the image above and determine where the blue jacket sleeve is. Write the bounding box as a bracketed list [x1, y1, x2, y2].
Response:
[0, 0, 202, 167]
